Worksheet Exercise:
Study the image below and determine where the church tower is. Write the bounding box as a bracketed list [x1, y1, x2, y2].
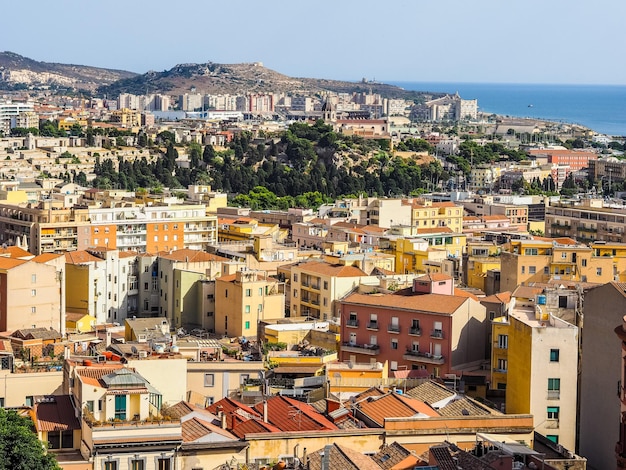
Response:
[321, 95, 337, 123]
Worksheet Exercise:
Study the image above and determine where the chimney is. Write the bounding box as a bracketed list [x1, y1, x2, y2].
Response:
[105, 330, 111, 348]
[263, 400, 268, 423]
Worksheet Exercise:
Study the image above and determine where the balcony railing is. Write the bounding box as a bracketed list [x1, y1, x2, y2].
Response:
[409, 327, 422, 336]
[431, 330, 444, 339]
[367, 321, 379, 330]
[342, 342, 380, 355]
[346, 319, 359, 327]
[547, 390, 560, 400]
[403, 349, 445, 365]
[388, 324, 401, 333]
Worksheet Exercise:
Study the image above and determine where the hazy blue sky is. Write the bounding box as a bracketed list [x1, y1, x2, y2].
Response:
[2, 0, 625, 84]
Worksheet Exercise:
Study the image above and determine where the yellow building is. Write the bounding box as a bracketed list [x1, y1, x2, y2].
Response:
[214, 269, 285, 338]
[464, 241, 501, 291]
[590, 241, 626, 282]
[381, 231, 466, 276]
[500, 238, 614, 293]
[66, 312, 96, 333]
[217, 217, 284, 243]
[498, 303, 579, 450]
[409, 200, 464, 233]
[110, 108, 141, 128]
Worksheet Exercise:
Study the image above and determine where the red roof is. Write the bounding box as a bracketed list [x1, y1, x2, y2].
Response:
[33, 395, 81, 432]
[231, 418, 282, 438]
[252, 395, 338, 432]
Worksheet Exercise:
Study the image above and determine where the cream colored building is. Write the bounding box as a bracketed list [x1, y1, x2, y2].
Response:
[214, 269, 285, 338]
[285, 260, 378, 321]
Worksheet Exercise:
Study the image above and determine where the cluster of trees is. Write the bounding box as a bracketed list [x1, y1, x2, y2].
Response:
[449, 141, 529, 175]
[91, 120, 447, 203]
[0, 408, 60, 469]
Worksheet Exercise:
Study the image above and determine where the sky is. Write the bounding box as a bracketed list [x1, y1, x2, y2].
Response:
[2, 0, 625, 85]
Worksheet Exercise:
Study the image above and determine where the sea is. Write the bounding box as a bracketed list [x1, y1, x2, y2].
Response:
[390, 81, 626, 137]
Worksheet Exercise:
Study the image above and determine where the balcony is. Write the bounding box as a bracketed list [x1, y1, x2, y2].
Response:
[430, 330, 444, 339]
[342, 342, 380, 356]
[493, 368, 507, 374]
[346, 319, 359, 328]
[544, 419, 559, 429]
[403, 349, 445, 365]
[388, 324, 401, 333]
[366, 321, 379, 330]
[409, 327, 422, 336]
[547, 390, 560, 400]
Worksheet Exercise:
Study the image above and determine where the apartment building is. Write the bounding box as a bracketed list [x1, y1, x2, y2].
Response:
[496, 302, 578, 450]
[0, 197, 218, 255]
[409, 200, 463, 233]
[339, 274, 487, 376]
[285, 260, 377, 321]
[214, 269, 285, 338]
[462, 197, 529, 231]
[65, 249, 139, 325]
[0, 257, 63, 332]
[499, 238, 614, 293]
[546, 198, 626, 244]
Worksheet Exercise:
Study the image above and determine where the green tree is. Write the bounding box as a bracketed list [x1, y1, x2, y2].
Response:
[0, 408, 61, 470]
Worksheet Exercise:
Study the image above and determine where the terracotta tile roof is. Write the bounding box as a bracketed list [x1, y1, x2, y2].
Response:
[372, 442, 412, 470]
[481, 291, 512, 304]
[415, 227, 454, 234]
[66, 312, 91, 322]
[231, 418, 282, 438]
[0, 246, 33, 258]
[158, 249, 228, 263]
[453, 288, 480, 301]
[166, 401, 209, 419]
[32, 253, 64, 263]
[207, 397, 261, 429]
[64, 251, 101, 264]
[33, 395, 81, 432]
[118, 251, 138, 258]
[0, 257, 28, 270]
[354, 392, 438, 427]
[370, 267, 396, 276]
[296, 260, 367, 277]
[350, 387, 386, 404]
[512, 285, 543, 299]
[252, 395, 338, 432]
[12, 327, 61, 340]
[182, 417, 236, 442]
[343, 291, 467, 315]
[307, 443, 381, 470]
[438, 397, 500, 417]
[76, 365, 126, 387]
[405, 381, 455, 404]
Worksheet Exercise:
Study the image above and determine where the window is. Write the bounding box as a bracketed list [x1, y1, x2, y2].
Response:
[323, 281, 328, 290]
[245, 321, 250, 330]
[497, 334, 508, 349]
[597, 267, 603, 276]
[225, 289, 228, 298]
[204, 374, 215, 387]
[544, 266, 549, 275]
[293, 274, 298, 282]
[293, 289, 297, 298]
[391, 339, 398, 350]
[524, 248, 538, 255]
[497, 359, 507, 371]
[245, 305, 250, 314]
[258, 287, 263, 296]
[31, 289, 36, 296]
[548, 378, 561, 399]
[550, 349, 560, 362]
[245, 289, 252, 297]
[547, 406, 560, 420]
[546, 435, 559, 444]
[86, 400, 94, 412]
[582, 258, 587, 267]
[561, 252, 567, 259]
[130, 459, 145, 470]
[369, 335, 377, 346]
[529, 266, 536, 274]
[240, 374, 249, 385]
[31, 274, 36, 283]
[31, 307, 36, 314]
[104, 461, 118, 470]
[521, 266, 525, 274]
[157, 458, 171, 470]
[114, 394, 126, 420]
[144, 282, 149, 291]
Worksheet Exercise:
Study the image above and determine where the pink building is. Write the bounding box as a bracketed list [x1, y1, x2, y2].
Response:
[339, 274, 487, 377]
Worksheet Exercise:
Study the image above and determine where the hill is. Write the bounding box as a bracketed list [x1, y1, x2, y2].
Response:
[0, 51, 137, 92]
[97, 61, 436, 101]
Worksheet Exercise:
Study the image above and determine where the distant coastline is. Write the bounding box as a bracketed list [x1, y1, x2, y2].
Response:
[391, 81, 626, 137]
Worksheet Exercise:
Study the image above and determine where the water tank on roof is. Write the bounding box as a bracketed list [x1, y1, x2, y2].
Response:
[537, 295, 547, 305]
